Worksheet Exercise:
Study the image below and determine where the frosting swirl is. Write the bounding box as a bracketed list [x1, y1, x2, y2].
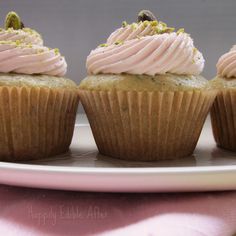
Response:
[0, 42, 66, 76]
[0, 31, 66, 76]
[217, 45, 236, 78]
[87, 21, 204, 76]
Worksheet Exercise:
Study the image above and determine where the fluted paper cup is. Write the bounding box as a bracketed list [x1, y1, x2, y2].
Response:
[210, 89, 236, 151]
[79, 89, 216, 161]
[0, 87, 79, 161]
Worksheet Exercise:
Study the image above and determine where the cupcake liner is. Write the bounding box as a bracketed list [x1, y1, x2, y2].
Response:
[79, 89, 216, 161]
[0, 87, 79, 161]
[210, 89, 236, 151]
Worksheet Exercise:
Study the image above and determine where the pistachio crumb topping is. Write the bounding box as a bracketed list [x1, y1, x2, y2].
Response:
[6, 28, 14, 33]
[159, 21, 167, 28]
[100, 10, 191, 50]
[150, 21, 158, 27]
[122, 18, 185, 35]
[131, 23, 138, 30]
[54, 48, 59, 55]
[165, 27, 175, 33]
[23, 28, 34, 34]
[23, 28, 41, 38]
[143, 20, 149, 27]
[15, 40, 21, 46]
[114, 40, 124, 45]
[177, 28, 185, 34]
[122, 21, 128, 28]
[0, 40, 34, 48]
[193, 47, 198, 54]
[99, 43, 108, 47]
[37, 48, 45, 54]
[0, 40, 21, 46]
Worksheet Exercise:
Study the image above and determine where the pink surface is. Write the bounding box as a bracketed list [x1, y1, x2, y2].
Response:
[0, 185, 236, 236]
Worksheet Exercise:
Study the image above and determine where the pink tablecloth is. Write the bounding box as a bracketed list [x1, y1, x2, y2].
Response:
[0, 185, 236, 236]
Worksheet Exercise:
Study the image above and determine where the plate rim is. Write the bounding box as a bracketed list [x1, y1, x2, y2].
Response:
[1, 161, 236, 175]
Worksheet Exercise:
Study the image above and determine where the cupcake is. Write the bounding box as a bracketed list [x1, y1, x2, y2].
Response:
[0, 12, 79, 161]
[210, 45, 236, 151]
[79, 10, 216, 161]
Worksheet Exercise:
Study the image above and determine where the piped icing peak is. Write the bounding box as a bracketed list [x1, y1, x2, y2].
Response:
[87, 10, 204, 76]
[217, 45, 236, 79]
[0, 11, 67, 76]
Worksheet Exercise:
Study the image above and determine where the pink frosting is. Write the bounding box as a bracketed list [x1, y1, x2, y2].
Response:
[107, 23, 159, 44]
[0, 28, 43, 45]
[0, 44, 66, 76]
[87, 23, 204, 76]
[0, 28, 67, 76]
[217, 45, 236, 78]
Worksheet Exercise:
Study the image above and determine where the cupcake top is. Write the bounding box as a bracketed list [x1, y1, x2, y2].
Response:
[87, 10, 204, 76]
[0, 12, 67, 77]
[217, 45, 236, 78]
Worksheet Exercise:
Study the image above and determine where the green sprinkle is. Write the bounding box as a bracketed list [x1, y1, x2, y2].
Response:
[159, 21, 167, 28]
[54, 48, 59, 55]
[23, 28, 34, 35]
[131, 23, 137, 30]
[177, 28, 185, 34]
[114, 40, 124, 45]
[37, 48, 44, 54]
[99, 43, 108, 47]
[0, 40, 33, 49]
[22, 28, 42, 40]
[156, 28, 162, 34]
[151, 21, 158, 27]
[193, 47, 198, 54]
[164, 27, 175, 33]
[15, 40, 21, 46]
[122, 21, 128, 27]
[0, 41, 8, 45]
[23, 28, 33, 34]
[143, 21, 149, 27]
[7, 28, 13, 33]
